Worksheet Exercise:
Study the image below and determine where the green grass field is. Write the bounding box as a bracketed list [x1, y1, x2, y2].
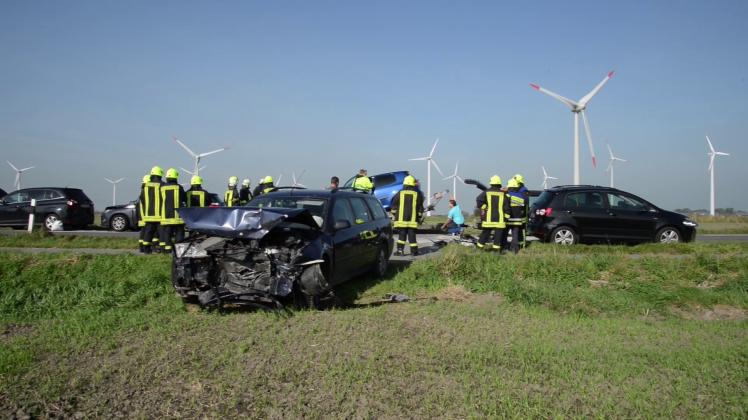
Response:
[1, 244, 746, 417]
[0, 231, 136, 249]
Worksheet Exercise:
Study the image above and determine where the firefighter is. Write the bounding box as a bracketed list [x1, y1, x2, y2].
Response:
[391, 175, 424, 256]
[239, 178, 252, 205]
[512, 174, 530, 248]
[137, 174, 149, 253]
[139, 166, 163, 254]
[159, 168, 187, 253]
[351, 169, 373, 193]
[225, 176, 239, 207]
[186, 175, 209, 207]
[475, 175, 508, 251]
[506, 178, 528, 254]
[254, 176, 276, 196]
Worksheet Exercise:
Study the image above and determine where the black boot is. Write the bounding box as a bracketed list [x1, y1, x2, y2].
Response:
[143, 245, 152, 255]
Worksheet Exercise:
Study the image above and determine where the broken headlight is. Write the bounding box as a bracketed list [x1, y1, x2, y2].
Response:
[175, 243, 209, 258]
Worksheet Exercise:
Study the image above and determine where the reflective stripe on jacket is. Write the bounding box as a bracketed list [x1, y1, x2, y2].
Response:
[392, 189, 422, 228]
[139, 181, 162, 222]
[186, 189, 207, 208]
[478, 189, 506, 228]
[225, 188, 238, 207]
[161, 184, 186, 225]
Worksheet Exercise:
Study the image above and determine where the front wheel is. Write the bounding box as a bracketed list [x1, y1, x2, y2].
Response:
[110, 214, 129, 232]
[550, 226, 577, 245]
[655, 227, 681, 244]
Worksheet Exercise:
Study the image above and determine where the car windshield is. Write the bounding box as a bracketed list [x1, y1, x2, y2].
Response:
[248, 195, 328, 228]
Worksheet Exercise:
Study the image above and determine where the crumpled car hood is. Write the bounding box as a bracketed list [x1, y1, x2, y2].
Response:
[179, 207, 320, 239]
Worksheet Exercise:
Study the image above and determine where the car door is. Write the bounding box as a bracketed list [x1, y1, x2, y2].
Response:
[561, 191, 609, 239]
[348, 196, 377, 263]
[605, 193, 658, 240]
[0, 191, 30, 225]
[329, 197, 362, 284]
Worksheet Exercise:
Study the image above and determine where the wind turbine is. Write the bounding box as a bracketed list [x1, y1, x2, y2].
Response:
[172, 136, 228, 176]
[409, 139, 444, 215]
[180, 165, 207, 177]
[541, 166, 558, 190]
[442, 161, 464, 201]
[706, 135, 730, 216]
[7, 161, 34, 190]
[104, 177, 125, 205]
[292, 170, 306, 188]
[276, 174, 283, 185]
[530, 70, 615, 184]
[605, 144, 627, 188]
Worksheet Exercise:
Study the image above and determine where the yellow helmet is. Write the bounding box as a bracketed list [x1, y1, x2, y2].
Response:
[513, 174, 525, 184]
[191, 175, 203, 185]
[507, 178, 519, 188]
[403, 175, 416, 187]
[165, 168, 179, 179]
[142, 175, 150, 183]
[264, 175, 273, 184]
[228, 176, 238, 187]
[150, 166, 164, 177]
[489, 175, 502, 186]
[242, 178, 250, 187]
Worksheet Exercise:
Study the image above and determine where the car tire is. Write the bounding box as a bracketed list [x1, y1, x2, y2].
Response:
[550, 226, 577, 245]
[43, 213, 62, 231]
[372, 245, 389, 278]
[655, 226, 681, 244]
[110, 214, 129, 232]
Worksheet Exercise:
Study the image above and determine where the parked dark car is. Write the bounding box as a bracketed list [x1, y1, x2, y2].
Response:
[172, 189, 394, 309]
[0, 188, 94, 230]
[528, 185, 697, 244]
[343, 170, 421, 211]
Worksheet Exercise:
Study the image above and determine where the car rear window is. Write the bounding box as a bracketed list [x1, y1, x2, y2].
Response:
[531, 191, 556, 210]
[365, 196, 387, 219]
[64, 189, 92, 202]
[349, 197, 372, 224]
[373, 174, 396, 188]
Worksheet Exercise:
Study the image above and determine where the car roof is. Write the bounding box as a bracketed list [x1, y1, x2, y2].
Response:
[258, 188, 374, 199]
[548, 185, 624, 193]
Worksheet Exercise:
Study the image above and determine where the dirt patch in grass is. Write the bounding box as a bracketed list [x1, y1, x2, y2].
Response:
[669, 304, 747, 321]
[433, 285, 504, 306]
[1, 323, 35, 342]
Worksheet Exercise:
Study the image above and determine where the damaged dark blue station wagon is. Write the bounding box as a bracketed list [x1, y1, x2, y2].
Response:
[172, 189, 393, 309]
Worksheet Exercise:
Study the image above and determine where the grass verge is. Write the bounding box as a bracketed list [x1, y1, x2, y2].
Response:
[0, 231, 136, 249]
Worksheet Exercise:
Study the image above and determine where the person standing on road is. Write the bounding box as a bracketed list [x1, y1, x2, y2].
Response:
[506, 178, 528, 254]
[254, 176, 276, 195]
[475, 175, 507, 251]
[352, 169, 374, 194]
[160, 168, 187, 253]
[239, 178, 252, 205]
[137, 174, 149, 252]
[512, 174, 530, 249]
[186, 176, 209, 207]
[391, 175, 424, 256]
[441, 199, 464, 235]
[225, 176, 239, 207]
[139, 166, 164, 254]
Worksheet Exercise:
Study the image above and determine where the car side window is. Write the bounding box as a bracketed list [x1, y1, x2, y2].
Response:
[5, 192, 29, 204]
[365, 197, 387, 220]
[607, 193, 647, 211]
[563, 192, 586, 209]
[373, 174, 396, 189]
[586, 192, 605, 209]
[332, 198, 355, 225]
[349, 197, 372, 224]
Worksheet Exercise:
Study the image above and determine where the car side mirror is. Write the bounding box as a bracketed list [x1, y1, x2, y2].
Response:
[334, 220, 351, 230]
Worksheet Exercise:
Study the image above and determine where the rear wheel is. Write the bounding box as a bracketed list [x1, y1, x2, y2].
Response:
[43, 213, 62, 231]
[372, 245, 389, 278]
[656, 226, 681, 244]
[110, 214, 129, 232]
[550, 226, 577, 245]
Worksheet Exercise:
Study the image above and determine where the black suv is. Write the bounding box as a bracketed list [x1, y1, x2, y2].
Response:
[172, 189, 393, 309]
[0, 188, 94, 230]
[528, 186, 697, 244]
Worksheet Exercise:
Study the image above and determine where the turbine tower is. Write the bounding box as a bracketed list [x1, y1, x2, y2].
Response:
[530, 70, 615, 184]
[706, 135, 729, 216]
[541, 166, 558, 190]
[172, 136, 228, 177]
[292, 170, 306, 188]
[605, 144, 627, 188]
[409, 139, 444, 215]
[443, 161, 464, 201]
[7, 161, 34, 190]
[104, 177, 125, 205]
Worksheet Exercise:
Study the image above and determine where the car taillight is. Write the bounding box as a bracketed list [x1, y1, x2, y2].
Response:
[535, 207, 552, 217]
[66, 199, 78, 207]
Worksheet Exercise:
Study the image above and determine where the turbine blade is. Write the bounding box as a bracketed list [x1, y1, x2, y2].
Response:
[7, 161, 18, 171]
[579, 70, 615, 106]
[542, 166, 548, 177]
[615, 158, 627, 162]
[442, 174, 455, 181]
[581, 110, 597, 167]
[19, 166, 34, 172]
[180, 167, 194, 176]
[549, 176, 558, 180]
[529, 83, 579, 109]
[705, 135, 715, 153]
[198, 147, 227, 158]
[716, 152, 730, 156]
[115, 177, 125, 183]
[429, 139, 439, 158]
[430, 159, 445, 177]
[105, 177, 114, 183]
[173, 136, 197, 158]
[456, 175, 464, 182]
[607, 144, 614, 159]
[409, 157, 429, 161]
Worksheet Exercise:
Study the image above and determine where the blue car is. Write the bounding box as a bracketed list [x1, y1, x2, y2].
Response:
[343, 170, 422, 212]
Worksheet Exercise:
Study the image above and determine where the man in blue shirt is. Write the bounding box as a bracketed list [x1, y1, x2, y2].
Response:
[442, 199, 465, 235]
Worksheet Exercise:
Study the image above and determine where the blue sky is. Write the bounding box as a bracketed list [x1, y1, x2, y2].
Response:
[1, 0, 746, 212]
